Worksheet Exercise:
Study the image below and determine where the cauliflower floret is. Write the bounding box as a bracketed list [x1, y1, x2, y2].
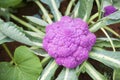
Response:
[43, 16, 96, 68]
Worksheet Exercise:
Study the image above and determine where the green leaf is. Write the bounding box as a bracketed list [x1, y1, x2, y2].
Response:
[41, 57, 51, 67]
[89, 20, 106, 32]
[0, 0, 22, 8]
[101, 0, 112, 11]
[0, 22, 33, 45]
[0, 19, 13, 44]
[0, 8, 10, 20]
[90, 10, 120, 32]
[113, 0, 120, 9]
[25, 31, 44, 39]
[26, 31, 43, 39]
[56, 68, 78, 80]
[84, 62, 107, 80]
[24, 16, 48, 26]
[0, 37, 13, 44]
[0, 46, 42, 80]
[40, 0, 62, 20]
[113, 69, 120, 80]
[78, 0, 94, 21]
[40, 0, 62, 9]
[71, 1, 80, 18]
[95, 38, 120, 48]
[39, 60, 58, 80]
[0, 18, 4, 24]
[25, 31, 43, 47]
[31, 48, 49, 57]
[89, 48, 120, 69]
[102, 10, 120, 25]
[104, 10, 120, 20]
[0, 21, 42, 47]
[0, 31, 7, 40]
[76, 62, 86, 76]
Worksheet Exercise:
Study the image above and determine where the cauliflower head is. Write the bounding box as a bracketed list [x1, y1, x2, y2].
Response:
[104, 5, 117, 16]
[43, 16, 96, 68]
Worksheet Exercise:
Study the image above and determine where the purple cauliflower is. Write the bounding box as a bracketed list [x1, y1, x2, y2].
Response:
[43, 16, 96, 68]
[104, 5, 117, 17]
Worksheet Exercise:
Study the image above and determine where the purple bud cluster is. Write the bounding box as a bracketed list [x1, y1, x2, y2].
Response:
[43, 16, 96, 68]
[104, 5, 117, 16]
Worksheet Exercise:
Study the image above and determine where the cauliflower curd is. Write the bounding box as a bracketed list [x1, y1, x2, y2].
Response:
[43, 16, 96, 68]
